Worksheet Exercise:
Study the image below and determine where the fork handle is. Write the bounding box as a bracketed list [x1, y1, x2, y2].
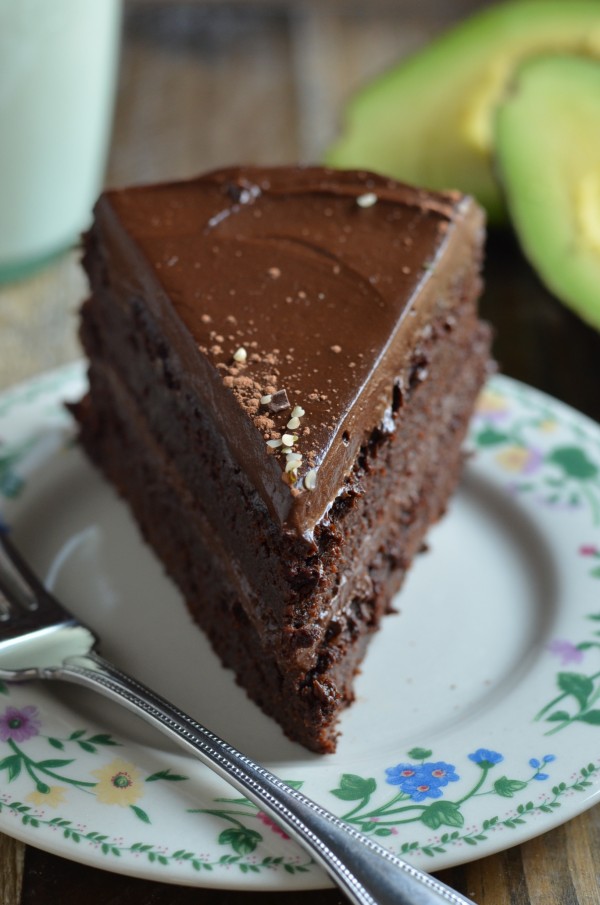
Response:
[53, 652, 475, 905]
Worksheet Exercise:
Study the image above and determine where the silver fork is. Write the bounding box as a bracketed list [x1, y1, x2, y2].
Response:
[0, 530, 476, 905]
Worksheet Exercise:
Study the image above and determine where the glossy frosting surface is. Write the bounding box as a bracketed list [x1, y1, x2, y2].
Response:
[96, 166, 482, 536]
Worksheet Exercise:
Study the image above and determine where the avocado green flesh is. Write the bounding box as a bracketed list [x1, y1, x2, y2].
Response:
[325, 1, 600, 224]
[495, 55, 600, 331]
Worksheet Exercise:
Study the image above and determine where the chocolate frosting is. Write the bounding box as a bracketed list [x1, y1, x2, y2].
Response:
[94, 166, 483, 538]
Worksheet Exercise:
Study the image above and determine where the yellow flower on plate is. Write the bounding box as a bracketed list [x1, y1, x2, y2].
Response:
[91, 757, 144, 807]
[537, 418, 558, 433]
[495, 445, 536, 473]
[475, 388, 508, 418]
[26, 785, 67, 808]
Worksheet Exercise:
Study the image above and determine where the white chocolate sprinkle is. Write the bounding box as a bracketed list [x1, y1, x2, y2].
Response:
[233, 347, 247, 363]
[286, 416, 301, 430]
[291, 405, 305, 418]
[356, 192, 378, 208]
[304, 469, 317, 490]
[266, 439, 282, 448]
[281, 433, 295, 447]
[260, 394, 273, 405]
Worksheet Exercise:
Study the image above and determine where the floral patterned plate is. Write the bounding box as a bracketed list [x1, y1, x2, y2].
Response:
[1, 362, 600, 890]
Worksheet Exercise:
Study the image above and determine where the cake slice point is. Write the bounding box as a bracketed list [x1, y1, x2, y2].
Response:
[75, 166, 491, 752]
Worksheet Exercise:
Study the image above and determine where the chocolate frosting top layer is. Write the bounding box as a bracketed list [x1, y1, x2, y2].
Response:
[94, 166, 483, 538]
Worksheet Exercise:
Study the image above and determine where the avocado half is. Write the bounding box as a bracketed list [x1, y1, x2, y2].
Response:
[325, 1, 600, 223]
[495, 54, 600, 331]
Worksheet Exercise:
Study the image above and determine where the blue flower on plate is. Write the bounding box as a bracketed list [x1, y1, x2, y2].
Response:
[385, 761, 459, 801]
[530, 754, 556, 780]
[468, 748, 504, 769]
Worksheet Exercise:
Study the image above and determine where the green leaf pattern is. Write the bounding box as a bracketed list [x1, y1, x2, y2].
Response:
[0, 703, 188, 824]
[473, 386, 600, 524]
[0, 367, 599, 878]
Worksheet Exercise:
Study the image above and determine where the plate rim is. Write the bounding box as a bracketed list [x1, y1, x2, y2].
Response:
[0, 361, 599, 889]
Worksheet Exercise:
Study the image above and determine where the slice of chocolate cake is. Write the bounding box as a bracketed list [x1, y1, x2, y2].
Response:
[74, 165, 491, 752]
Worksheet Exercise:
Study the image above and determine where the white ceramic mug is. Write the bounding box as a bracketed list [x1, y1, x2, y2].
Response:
[0, 0, 122, 282]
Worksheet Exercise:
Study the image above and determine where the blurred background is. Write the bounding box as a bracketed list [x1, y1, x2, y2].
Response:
[1, 3, 600, 903]
[1, 0, 599, 425]
[0, 0, 496, 391]
[108, 0, 488, 182]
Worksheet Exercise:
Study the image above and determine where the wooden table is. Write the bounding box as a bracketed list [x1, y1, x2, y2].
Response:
[1, 2, 600, 903]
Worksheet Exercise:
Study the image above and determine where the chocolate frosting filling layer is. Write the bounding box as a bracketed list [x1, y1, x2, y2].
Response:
[92, 165, 484, 537]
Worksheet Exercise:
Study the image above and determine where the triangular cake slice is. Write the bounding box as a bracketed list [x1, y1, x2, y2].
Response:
[75, 166, 491, 752]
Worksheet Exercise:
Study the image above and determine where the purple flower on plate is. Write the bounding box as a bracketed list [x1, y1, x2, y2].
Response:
[0, 705, 41, 742]
[579, 545, 599, 557]
[495, 445, 543, 476]
[468, 749, 504, 769]
[474, 389, 510, 422]
[547, 639, 584, 666]
[385, 761, 459, 801]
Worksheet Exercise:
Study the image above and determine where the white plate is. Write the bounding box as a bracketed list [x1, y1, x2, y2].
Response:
[0, 362, 600, 889]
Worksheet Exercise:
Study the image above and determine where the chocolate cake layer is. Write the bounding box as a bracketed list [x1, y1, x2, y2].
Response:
[75, 165, 491, 751]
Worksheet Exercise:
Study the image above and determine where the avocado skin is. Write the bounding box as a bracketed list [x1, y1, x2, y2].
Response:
[495, 54, 600, 332]
[325, 1, 600, 224]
